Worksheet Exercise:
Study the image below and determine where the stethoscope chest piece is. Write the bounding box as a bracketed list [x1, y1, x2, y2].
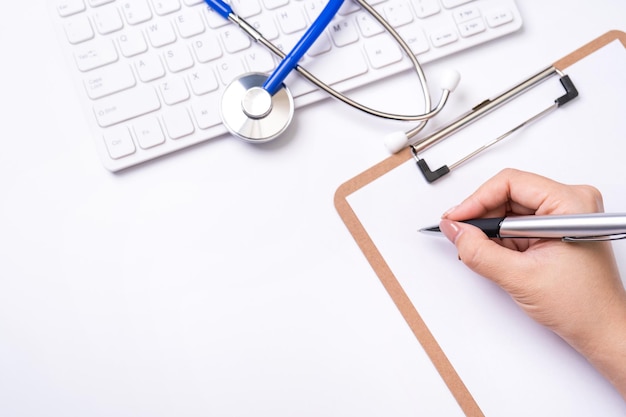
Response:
[220, 73, 294, 143]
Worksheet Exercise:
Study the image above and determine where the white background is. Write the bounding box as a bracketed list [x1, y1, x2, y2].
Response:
[1, 1, 626, 416]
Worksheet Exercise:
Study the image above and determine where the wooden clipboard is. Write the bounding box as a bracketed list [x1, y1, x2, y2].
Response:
[334, 31, 626, 416]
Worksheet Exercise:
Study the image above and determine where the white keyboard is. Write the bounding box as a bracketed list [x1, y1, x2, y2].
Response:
[50, 0, 522, 171]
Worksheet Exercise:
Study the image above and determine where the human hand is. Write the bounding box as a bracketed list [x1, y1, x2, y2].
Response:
[438, 168, 626, 397]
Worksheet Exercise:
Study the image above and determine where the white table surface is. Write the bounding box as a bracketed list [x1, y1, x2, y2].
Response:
[1, 1, 625, 416]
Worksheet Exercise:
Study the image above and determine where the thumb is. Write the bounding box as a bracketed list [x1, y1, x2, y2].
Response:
[439, 219, 525, 287]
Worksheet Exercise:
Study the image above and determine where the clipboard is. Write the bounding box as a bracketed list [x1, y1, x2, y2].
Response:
[334, 31, 626, 416]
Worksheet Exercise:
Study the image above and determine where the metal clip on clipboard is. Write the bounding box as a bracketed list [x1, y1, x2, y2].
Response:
[412, 67, 579, 183]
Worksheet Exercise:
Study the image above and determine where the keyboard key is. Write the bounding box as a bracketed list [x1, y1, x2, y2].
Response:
[158, 76, 190, 105]
[64, 14, 94, 44]
[92, 5, 124, 35]
[383, 2, 414, 28]
[304, 0, 331, 23]
[220, 28, 252, 54]
[453, 6, 481, 23]
[276, 5, 307, 35]
[262, 0, 289, 10]
[458, 18, 485, 37]
[118, 29, 148, 57]
[102, 126, 136, 159]
[163, 44, 195, 72]
[89, 0, 115, 6]
[284, 72, 316, 98]
[84, 63, 136, 99]
[230, 0, 263, 18]
[364, 36, 403, 69]
[203, 7, 231, 29]
[146, 21, 177, 47]
[133, 116, 166, 149]
[74, 38, 118, 71]
[51, 0, 523, 170]
[247, 14, 279, 40]
[356, 14, 385, 38]
[413, 0, 441, 18]
[338, 1, 360, 16]
[485, 9, 514, 28]
[245, 48, 277, 73]
[188, 67, 219, 95]
[120, 0, 153, 25]
[192, 34, 223, 63]
[397, 25, 429, 55]
[216, 56, 246, 86]
[57, 0, 86, 17]
[174, 10, 205, 38]
[441, 0, 474, 8]
[304, 46, 368, 86]
[305, 33, 332, 57]
[135, 54, 166, 82]
[151, 0, 181, 16]
[93, 86, 161, 127]
[329, 19, 359, 47]
[192, 94, 222, 129]
[430, 27, 459, 47]
[162, 107, 195, 139]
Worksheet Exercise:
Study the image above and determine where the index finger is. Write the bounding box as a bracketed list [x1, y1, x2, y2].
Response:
[443, 168, 597, 221]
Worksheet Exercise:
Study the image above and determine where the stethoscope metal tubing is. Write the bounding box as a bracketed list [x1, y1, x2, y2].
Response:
[411, 66, 560, 153]
[223, 1, 447, 125]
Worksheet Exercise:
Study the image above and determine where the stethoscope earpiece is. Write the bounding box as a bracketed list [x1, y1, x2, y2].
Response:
[220, 73, 294, 143]
[440, 69, 461, 92]
[384, 131, 410, 154]
[384, 69, 461, 154]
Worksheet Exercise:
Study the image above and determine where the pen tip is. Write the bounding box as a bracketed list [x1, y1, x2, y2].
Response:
[419, 225, 441, 234]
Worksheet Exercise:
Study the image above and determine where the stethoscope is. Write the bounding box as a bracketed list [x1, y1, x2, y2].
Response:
[205, 0, 460, 152]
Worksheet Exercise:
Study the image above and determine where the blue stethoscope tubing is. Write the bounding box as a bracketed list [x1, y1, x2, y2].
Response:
[208, 0, 343, 96]
[204, 0, 460, 149]
[263, 0, 344, 95]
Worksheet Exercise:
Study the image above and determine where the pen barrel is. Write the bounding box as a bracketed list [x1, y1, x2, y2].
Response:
[499, 213, 626, 239]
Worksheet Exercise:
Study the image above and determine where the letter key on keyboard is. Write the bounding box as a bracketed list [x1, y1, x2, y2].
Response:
[50, 0, 522, 171]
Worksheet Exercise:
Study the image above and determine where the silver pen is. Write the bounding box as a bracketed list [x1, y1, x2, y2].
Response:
[419, 213, 626, 241]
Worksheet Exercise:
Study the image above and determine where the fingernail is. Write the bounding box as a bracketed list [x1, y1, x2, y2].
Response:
[442, 205, 458, 218]
[439, 219, 463, 243]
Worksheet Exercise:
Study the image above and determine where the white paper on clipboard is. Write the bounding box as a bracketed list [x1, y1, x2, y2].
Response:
[336, 33, 626, 416]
